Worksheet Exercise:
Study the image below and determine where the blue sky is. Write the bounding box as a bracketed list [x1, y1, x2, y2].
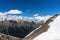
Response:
[0, 0, 60, 17]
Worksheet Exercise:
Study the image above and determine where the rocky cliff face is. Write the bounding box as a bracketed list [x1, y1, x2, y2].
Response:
[0, 33, 21, 40]
[0, 19, 44, 40]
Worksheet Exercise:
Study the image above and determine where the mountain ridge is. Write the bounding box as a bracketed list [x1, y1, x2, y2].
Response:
[22, 14, 60, 40]
[0, 14, 60, 40]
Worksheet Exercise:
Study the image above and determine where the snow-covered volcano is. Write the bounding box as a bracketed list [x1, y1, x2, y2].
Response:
[33, 14, 60, 40]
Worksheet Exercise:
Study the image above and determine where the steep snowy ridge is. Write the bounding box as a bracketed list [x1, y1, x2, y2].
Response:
[21, 14, 59, 40]
[33, 14, 60, 40]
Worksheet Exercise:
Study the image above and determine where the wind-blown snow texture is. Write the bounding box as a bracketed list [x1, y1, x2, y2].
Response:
[33, 15, 60, 40]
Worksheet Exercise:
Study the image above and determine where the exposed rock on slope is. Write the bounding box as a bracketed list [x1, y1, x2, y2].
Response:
[21, 14, 60, 40]
[0, 33, 21, 40]
[0, 19, 43, 39]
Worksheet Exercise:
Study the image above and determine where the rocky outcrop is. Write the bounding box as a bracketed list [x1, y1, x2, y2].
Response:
[0, 33, 21, 40]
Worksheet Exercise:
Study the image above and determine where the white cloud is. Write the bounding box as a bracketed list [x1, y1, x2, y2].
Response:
[0, 9, 22, 16]
[7, 15, 23, 21]
[0, 12, 52, 22]
[0, 9, 23, 21]
[6, 10, 22, 14]
[6, 15, 34, 22]
[34, 14, 39, 17]
[0, 12, 5, 16]
[34, 15, 52, 23]
[0, 12, 7, 21]
[0, 16, 7, 21]
[0, 10, 52, 22]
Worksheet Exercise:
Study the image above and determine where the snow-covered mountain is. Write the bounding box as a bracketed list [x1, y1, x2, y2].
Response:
[0, 19, 41, 38]
[33, 14, 60, 40]
[21, 14, 60, 40]
[0, 14, 59, 40]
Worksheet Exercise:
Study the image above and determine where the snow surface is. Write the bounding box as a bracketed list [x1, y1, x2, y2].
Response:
[33, 15, 60, 40]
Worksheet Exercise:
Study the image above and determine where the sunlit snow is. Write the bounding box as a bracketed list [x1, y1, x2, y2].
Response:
[33, 15, 60, 40]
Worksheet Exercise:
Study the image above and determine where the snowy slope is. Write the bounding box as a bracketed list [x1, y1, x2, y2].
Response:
[33, 15, 60, 40]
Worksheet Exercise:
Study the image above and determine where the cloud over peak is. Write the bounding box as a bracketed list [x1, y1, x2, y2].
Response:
[0, 9, 52, 23]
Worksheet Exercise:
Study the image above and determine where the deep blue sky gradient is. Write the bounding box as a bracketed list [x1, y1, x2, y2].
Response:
[0, 0, 60, 17]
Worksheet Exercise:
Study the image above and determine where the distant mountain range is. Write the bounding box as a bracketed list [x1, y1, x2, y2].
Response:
[0, 14, 60, 40]
[0, 18, 44, 38]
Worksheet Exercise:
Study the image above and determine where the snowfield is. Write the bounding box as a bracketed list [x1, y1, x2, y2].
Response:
[33, 15, 60, 40]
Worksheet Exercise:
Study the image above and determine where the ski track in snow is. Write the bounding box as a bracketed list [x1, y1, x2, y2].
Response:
[33, 15, 60, 40]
